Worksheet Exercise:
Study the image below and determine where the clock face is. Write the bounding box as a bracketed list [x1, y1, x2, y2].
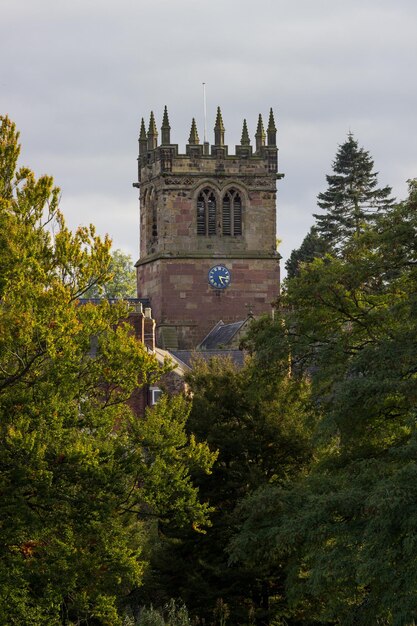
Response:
[208, 265, 231, 289]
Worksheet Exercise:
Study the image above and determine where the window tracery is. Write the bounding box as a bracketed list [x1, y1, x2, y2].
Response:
[197, 188, 217, 236]
[222, 189, 242, 236]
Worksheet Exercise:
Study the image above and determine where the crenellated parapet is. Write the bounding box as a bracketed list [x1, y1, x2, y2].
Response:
[134, 106, 284, 186]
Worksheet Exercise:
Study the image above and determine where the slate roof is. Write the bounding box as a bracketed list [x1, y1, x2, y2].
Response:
[169, 350, 245, 369]
[198, 320, 246, 350]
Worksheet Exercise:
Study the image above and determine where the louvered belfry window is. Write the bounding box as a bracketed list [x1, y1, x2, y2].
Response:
[222, 189, 242, 236]
[197, 189, 217, 236]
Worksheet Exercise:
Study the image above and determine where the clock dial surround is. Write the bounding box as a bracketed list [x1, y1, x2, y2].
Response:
[208, 265, 231, 289]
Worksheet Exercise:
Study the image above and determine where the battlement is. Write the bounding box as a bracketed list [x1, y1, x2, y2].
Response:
[134, 106, 283, 186]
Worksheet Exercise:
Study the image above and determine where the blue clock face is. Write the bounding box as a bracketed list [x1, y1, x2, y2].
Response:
[208, 265, 231, 289]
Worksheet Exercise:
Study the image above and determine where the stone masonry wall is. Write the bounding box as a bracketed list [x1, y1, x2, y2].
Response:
[134, 108, 282, 349]
[137, 256, 280, 349]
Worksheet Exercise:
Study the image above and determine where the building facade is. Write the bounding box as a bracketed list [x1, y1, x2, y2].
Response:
[134, 106, 284, 350]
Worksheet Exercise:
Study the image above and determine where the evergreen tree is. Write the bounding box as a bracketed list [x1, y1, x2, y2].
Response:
[285, 226, 329, 279]
[313, 132, 395, 250]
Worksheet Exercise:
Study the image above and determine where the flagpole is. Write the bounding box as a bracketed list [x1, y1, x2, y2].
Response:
[202, 82, 207, 144]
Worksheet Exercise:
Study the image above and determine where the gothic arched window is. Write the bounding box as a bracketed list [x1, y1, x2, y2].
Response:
[197, 189, 216, 236]
[151, 193, 158, 239]
[222, 189, 242, 236]
[144, 187, 157, 253]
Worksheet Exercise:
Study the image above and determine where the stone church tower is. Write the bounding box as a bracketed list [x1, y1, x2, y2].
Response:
[133, 106, 284, 350]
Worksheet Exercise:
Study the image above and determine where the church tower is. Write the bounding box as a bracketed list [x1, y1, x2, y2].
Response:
[133, 106, 284, 350]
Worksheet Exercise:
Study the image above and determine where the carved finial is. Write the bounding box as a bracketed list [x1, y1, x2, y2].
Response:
[256, 113, 265, 137]
[139, 117, 147, 140]
[214, 106, 225, 131]
[255, 113, 266, 153]
[267, 108, 277, 146]
[139, 118, 147, 154]
[161, 105, 171, 145]
[147, 111, 158, 150]
[188, 118, 200, 145]
[148, 111, 158, 135]
[240, 119, 250, 146]
[162, 105, 170, 128]
[214, 106, 225, 146]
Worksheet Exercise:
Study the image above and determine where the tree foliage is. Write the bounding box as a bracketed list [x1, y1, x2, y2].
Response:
[231, 180, 417, 624]
[83, 248, 137, 299]
[0, 116, 215, 625]
[313, 133, 395, 249]
[284, 226, 329, 279]
[287, 134, 395, 277]
[140, 354, 315, 624]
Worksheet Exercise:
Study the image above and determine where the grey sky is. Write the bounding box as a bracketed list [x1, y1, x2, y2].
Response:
[1, 0, 416, 271]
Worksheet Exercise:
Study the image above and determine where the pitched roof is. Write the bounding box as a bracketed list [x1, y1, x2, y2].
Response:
[198, 320, 246, 350]
[169, 350, 245, 369]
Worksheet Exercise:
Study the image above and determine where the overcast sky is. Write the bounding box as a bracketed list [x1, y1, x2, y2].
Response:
[1, 0, 416, 271]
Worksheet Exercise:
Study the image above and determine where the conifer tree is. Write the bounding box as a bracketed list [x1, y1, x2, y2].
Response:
[313, 133, 395, 250]
[285, 225, 329, 279]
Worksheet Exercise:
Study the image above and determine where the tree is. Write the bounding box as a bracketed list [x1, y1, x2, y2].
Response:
[141, 354, 314, 625]
[313, 132, 395, 250]
[284, 226, 329, 279]
[83, 248, 137, 299]
[231, 180, 417, 624]
[0, 116, 215, 625]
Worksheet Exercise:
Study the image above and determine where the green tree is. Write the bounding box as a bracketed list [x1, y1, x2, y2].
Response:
[0, 116, 215, 625]
[231, 181, 417, 624]
[284, 226, 329, 279]
[142, 354, 314, 625]
[313, 132, 395, 250]
[83, 248, 137, 299]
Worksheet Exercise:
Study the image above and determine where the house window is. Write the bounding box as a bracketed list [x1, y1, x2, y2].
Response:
[222, 189, 242, 236]
[197, 189, 216, 236]
[149, 386, 163, 405]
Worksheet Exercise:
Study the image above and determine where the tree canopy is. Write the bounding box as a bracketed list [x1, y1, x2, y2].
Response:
[0, 116, 215, 625]
[287, 134, 395, 278]
[82, 248, 137, 299]
[231, 179, 417, 624]
[139, 352, 315, 625]
[314, 133, 395, 248]
[3, 115, 416, 625]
